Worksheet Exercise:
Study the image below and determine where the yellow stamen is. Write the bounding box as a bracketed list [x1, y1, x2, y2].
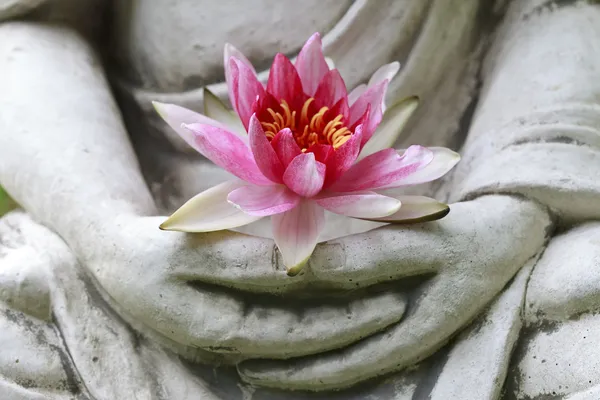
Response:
[259, 97, 352, 151]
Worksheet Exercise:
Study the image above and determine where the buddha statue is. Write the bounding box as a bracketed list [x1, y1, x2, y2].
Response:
[0, 0, 599, 398]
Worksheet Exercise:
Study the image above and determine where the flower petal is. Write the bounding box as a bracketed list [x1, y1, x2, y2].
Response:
[295, 32, 329, 96]
[248, 115, 285, 183]
[323, 125, 363, 187]
[224, 43, 257, 115]
[367, 61, 400, 112]
[325, 57, 335, 70]
[227, 184, 300, 216]
[203, 88, 247, 140]
[358, 96, 419, 160]
[159, 181, 262, 232]
[378, 147, 461, 189]
[348, 81, 388, 144]
[317, 212, 386, 242]
[330, 145, 433, 192]
[348, 84, 367, 106]
[153, 101, 226, 149]
[228, 57, 265, 129]
[348, 81, 387, 125]
[224, 43, 257, 77]
[271, 128, 302, 168]
[283, 153, 326, 198]
[183, 123, 272, 185]
[316, 191, 401, 218]
[267, 53, 304, 104]
[368, 61, 401, 88]
[272, 200, 325, 276]
[356, 195, 450, 223]
[314, 69, 347, 108]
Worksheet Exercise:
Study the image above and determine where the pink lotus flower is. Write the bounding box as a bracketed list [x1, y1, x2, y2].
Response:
[154, 33, 459, 275]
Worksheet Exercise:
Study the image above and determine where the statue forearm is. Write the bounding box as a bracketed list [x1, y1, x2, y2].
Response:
[0, 23, 156, 241]
[450, 1, 600, 224]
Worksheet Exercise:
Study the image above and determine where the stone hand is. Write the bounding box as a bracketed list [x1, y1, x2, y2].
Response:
[94, 214, 410, 360]
[234, 194, 551, 390]
[0, 23, 409, 361]
[0, 21, 552, 391]
[148, 128, 551, 391]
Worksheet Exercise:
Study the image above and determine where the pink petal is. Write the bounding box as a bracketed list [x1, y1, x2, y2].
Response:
[347, 84, 367, 106]
[203, 88, 247, 140]
[159, 180, 262, 232]
[153, 101, 227, 149]
[358, 96, 419, 160]
[295, 32, 330, 96]
[330, 145, 434, 192]
[323, 125, 364, 187]
[306, 143, 333, 164]
[356, 195, 449, 223]
[272, 200, 325, 276]
[224, 43, 257, 77]
[224, 44, 257, 114]
[367, 62, 400, 112]
[248, 115, 285, 183]
[314, 69, 347, 108]
[377, 147, 460, 189]
[325, 96, 350, 122]
[227, 184, 300, 216]
[267, 53, 305, 104]
[283, 153, 326, 198]
[228, 57, 265, 129]
[349, 81, 388, 144]
[183, 123, 272, 186]
[349, 82, 386, 126]
[316, 191, 401, 218]
[271, 128, 302, 168]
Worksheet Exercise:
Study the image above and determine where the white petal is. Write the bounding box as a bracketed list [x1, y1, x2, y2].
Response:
[203, 88, 247, 141]
[379, 147, 461, 188]
[325, 57, 335, 70]
[159, 181, 262, 232]
[347, 84, 367, 106]
[317, 212, 386, 242]
[359, 195, 450, 223]
[358, 96, 419, 160]
[316, 192, 401, 219]
[272, 201, 325, 276]
[368, 61, 401, 88]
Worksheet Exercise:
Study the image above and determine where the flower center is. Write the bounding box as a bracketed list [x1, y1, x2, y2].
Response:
[260, 98, 351, 150]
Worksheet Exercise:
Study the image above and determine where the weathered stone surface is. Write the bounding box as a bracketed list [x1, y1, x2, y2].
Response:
[0, 0, 599, 398]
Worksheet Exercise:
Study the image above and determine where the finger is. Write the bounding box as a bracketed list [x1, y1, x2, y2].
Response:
[130, 278, 406, 359]
[156, 196, 527, 294]
[237, 196, 551, 390]
[428, 261, 533, 399]
[237, 271, 521, 390]
[307, 195, 547, 288]
[305, 198, 477, 288]
[147, 210, 444, 294]
[135, 217, 309, 294]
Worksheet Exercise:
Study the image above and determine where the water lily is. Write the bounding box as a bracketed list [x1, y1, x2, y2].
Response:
[154, 33, 460, 275]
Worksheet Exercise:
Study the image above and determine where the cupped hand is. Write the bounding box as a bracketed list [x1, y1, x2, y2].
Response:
[234, 194, 551, 390]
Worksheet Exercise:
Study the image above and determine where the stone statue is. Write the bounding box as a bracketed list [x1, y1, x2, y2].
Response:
[0, 0, 599, 398]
